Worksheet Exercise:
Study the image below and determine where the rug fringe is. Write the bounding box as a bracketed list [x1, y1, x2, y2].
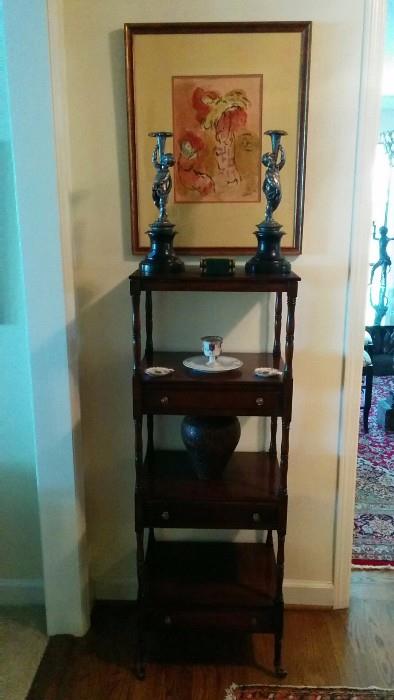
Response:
[352, 564, 394, 570]
[224, 683, 238, 700]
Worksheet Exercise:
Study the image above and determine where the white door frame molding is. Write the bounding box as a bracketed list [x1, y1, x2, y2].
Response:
[3, 0, 90, 634]
[334, 0, 386, 608]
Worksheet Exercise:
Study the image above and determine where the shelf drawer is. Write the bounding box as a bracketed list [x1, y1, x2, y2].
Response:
[141, 387, 282, 416]
[148, 607, 277, 632]
[144, 501, 279, 529]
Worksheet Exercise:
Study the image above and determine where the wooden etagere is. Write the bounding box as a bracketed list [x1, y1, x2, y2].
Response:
[130, 267, 300, 679]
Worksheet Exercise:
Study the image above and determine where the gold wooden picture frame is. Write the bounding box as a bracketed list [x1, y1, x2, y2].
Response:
[124, 22, 311, 256]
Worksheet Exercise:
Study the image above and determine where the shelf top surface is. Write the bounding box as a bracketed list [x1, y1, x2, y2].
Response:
[145, 450, 280, 503]
[130, 266, 300, 292]
[146, 540, 276, 607]
[139, 352, 285, 386]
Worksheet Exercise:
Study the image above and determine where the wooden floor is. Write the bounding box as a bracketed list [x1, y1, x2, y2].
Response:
[27, 571, 393, 699]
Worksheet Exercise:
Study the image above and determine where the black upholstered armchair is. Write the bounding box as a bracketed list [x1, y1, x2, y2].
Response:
[362, 331, 374, 433]
[365, 325, 394, 376]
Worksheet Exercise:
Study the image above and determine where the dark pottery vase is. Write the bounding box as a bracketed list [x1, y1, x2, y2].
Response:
[181, 415, 241, 480]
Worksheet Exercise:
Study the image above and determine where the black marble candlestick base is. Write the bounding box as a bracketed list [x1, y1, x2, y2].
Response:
[245, 221, 291, 275]
[139, 222, 185, 275]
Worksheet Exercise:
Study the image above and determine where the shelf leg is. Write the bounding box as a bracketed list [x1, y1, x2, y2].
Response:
[279, 418, 290, 495]
[136, 615, 146, 680]
[147, 414, 154, 458]
[274, 633, 287, 678]
[269, 416, 277, 457]
[284, 293, 296, 379]
[145, 290, 153, 361]
[135, 529, 146, 680]
[273, 291, 282, 358]
[131, 289, 141, 370]
[276, 531, 285, 602]
[273, 532, 287, 677]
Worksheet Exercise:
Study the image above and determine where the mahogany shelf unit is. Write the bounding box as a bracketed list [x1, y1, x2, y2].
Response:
[130, 266, 300, 679]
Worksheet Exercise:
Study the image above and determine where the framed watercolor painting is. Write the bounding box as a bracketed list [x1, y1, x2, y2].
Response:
[124, 22, 311, 256]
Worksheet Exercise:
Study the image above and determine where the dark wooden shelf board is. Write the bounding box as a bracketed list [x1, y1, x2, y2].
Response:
[140, 352, 285, 387]
[146, 541, 277, 609]
[130, 267, 300, 293]
[146, 450, 281, 503]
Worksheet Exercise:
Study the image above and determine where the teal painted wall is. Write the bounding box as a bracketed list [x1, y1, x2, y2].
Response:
[0, 2, 43, 585]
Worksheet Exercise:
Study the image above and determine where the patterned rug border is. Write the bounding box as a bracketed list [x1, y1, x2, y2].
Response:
[225, 683, 394, 700]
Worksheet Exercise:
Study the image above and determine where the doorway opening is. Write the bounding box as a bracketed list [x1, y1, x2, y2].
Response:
[353, 5, 394, 569]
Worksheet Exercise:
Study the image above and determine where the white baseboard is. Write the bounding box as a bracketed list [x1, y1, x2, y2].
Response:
[92, 576, 333, 608]
[283, 578, 334, 607]
[0, 576, 333, 608]
[0, 578, 44, 605]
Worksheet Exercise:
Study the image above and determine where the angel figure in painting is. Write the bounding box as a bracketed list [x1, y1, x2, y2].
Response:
[177, 130, 215, 196]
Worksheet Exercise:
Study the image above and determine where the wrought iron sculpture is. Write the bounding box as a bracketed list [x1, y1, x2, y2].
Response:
[139, 131, 184, 275]
[370, 223, 393, 287]
[369, 130, 394, 325]
[245, 130, 291, 275]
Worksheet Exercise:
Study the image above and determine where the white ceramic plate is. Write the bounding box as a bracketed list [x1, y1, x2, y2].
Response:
[254, 367, 282, 378]
[145, 366, 175, 377]
[183, 355, 243, 373]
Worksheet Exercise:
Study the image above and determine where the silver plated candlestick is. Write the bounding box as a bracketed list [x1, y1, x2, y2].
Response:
[139, 131, 184, 276]
[245, 130, 291, 275]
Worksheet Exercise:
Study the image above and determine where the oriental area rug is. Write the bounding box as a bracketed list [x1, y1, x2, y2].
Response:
[353, 376, 394, 567]
[225, 685, 394, 700]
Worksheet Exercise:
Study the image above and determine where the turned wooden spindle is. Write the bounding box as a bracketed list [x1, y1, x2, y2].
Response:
[132, 289, 141, 371]
[273, 292, 282, 358]
[279, 418, 290, 495]
[145, 290, 153, 360]
[269, 416, 278, 457]
[284, 294, 297, 379]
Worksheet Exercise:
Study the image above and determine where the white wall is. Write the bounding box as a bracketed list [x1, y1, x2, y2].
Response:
[62, 0, 365, 605]
[3, 0, 89, 632]
[0, 3, 42, 602]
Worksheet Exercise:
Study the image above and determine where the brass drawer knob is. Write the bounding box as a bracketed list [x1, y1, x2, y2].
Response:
[164, 615, 172, 625]
[160, 396, 169, 406]
[256, 397, 264, 407]
[252, 512, 261, 522]
[161, 511, 170, 521]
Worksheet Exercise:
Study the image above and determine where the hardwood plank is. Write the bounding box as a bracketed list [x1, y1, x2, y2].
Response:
[351, 570, 394, 601]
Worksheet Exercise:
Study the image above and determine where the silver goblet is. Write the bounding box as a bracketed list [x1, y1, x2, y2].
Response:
[201, 335, 223, 367]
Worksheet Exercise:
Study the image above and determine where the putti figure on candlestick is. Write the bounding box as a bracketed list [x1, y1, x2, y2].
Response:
[139, 131, 185, 275]
[245, 130, 291, 275]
